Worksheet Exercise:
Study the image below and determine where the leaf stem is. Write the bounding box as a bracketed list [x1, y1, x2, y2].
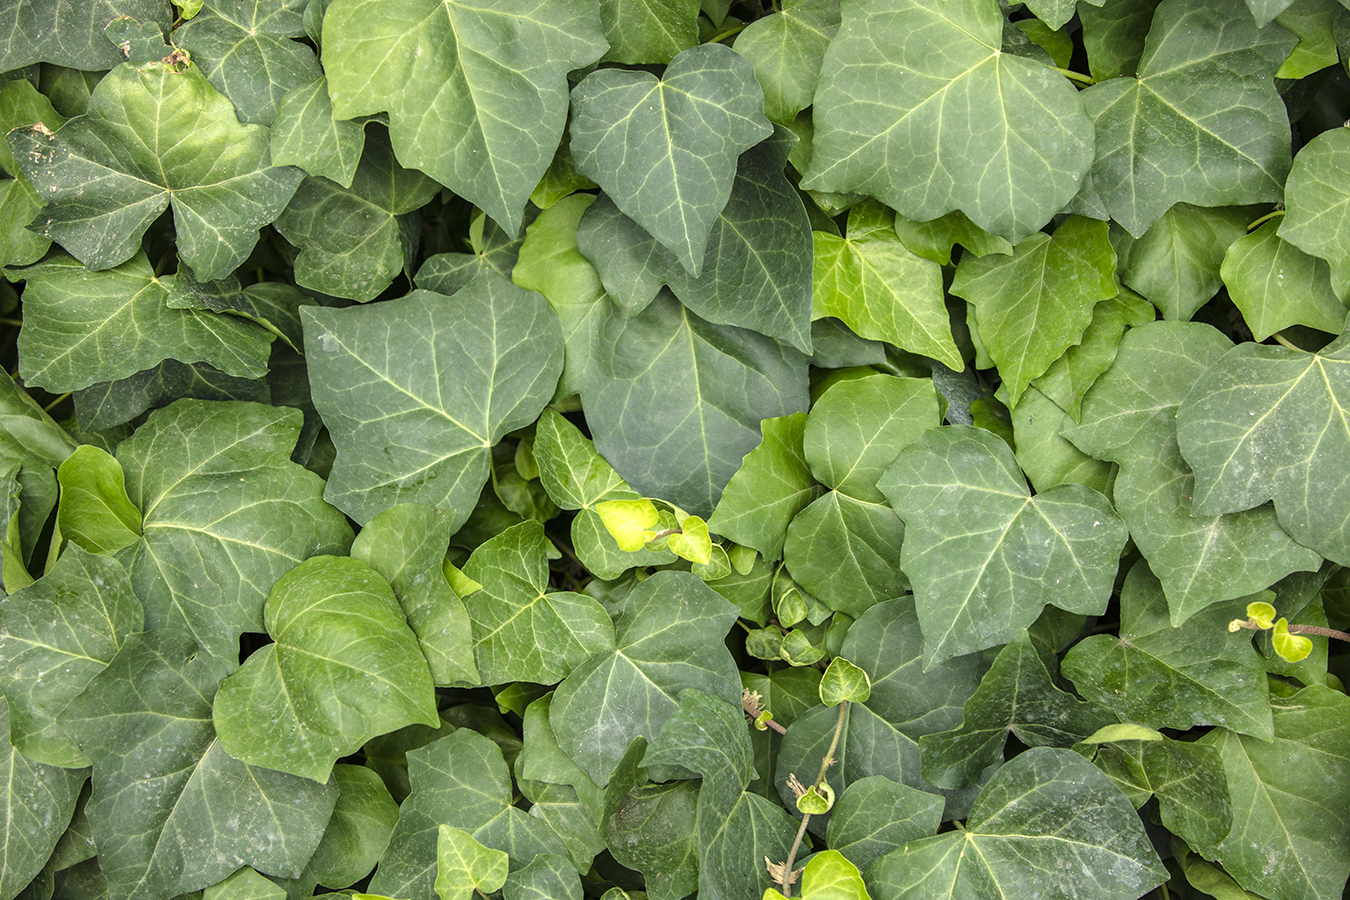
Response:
[1288, 623, 1350, 642]
[780, 700, 848, 895]
[43, 391, 71, 413]
[708, 24, 747, 44]
[1246, 208, 1285, 231]
[0, 317, 21, 327]
[1051, 67, 1095, 86]
[1272, 332, 1301, 351]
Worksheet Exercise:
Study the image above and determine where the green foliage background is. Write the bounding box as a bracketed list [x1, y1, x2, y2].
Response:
[2, 0, 1350, 898]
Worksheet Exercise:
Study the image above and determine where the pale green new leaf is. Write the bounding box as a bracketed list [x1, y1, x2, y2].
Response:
[782, 489, 906, 619]
[733, 0, 841, 124]
[1081, 0, 1296, 236]
[550, 570, 741, 786]
[269, 75, 368, 188]
[349, 503, 480, 688]
[462, 520, 614, 686]
[867, 748, 1166, 900]
[434, 826, 508, 900]
[1222, 219, 1348, 340]
[303, 273, 564, 528]
[55, 444, 141, 555]
[811, 202, 963, 371]
[0, 0, 173, 70]
[9, 60, 304, 280]
[1279, 126, 1350, 297]
[0, 545, 141, 768]
[881, 426, 1127, 668]
[569, 43, 773, 276]
[323, 0, 606, 235]
[826, 777, 943, 873]
[213, 556, 438, 783]
[597, 0, 699, 65]
[117, 399, 354, 664]
[1176, 322, 1350, 565]
[175, 0, 320, 125]
[274, 131, 440, 302]
[802, 0, 1094, 243]
[13, 252, 274, 393]
[951, 216, 1117, 406]
[58, 630, 337, 900]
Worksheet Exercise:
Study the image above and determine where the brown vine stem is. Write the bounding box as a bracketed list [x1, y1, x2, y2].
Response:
[780, 700, 849, 897]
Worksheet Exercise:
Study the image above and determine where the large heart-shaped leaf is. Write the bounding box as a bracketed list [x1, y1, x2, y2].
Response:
[323, 0, 606, 235]
[569, 43, 773, 276]
[58, 630, 338, 900]
[867, 748, 1167, 900]
[213, 555, 439, 783]
[1176, 322, 1350, 565]
[880, 425, 1127, 668]
[1081, 0, 1296, 236]
[802, 0, 1094, 243]
[9, 59, 304, 280]
[117, 400, 354, 665]
[302, 273, 563, 528]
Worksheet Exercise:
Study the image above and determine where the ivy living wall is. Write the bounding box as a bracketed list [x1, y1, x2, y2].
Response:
[8, 0, 1350, 897]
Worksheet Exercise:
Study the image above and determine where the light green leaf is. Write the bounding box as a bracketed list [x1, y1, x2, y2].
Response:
[570, 43, 773, 275]
[826, 777, 942, 873]
[819, 658, 871, 706]
[303, 273, 563, 528]
[890, 209, 1012, 267]
[792, 850, 871, 900]
[1194, 684, 1350, 900]
[1081, 0, 1296, 236]
[503, 853, 581, 900]
[951, 216, 1117, 406]
[175, 0, 320, 125]
[867, 748, 1166, 900]
[1272, 616, 1314, 662]
[0, 77, 66, 174]
[733, 0, 841, 124]
[1064, 561, 1273, 739]
[434, 826, 508, 900]
[58, 630, 337, 900]
[596, 0, 699, 65]
[600, 738, 700, 900]
[1064, 321, 1322, 621]
[274, 131, 440, 302]
[584, 290, 808, 517]
[13, 252, 274, 393]
[1222, 219, 1348, 340]
[55, 444, 141, 555]
[1274, 0, 1341, 77]
[811, 202, 962, 370]
[1176, 322, 1350, 565]
[1008, 387, 1115, 495]
[919, 631, 1117, 790]
[350, 503, 480, 688]
[202, 866, 285, 900]
[880, 425, 1127, 668]
[0, 545, 140, 768]
[802, 0, 1093, 243]
[462, 520, 614, 686]
[516, 693, 605, 872]
[550, 570, 741, 786]
[369, 729, 570, 900]
[213, 555, 438, 783]
[782, 489, 906, 619]
[668, 515, 712, 565]
[269, 75, 368, 188]
[1279, 126, 1350, 297]
[323, 0, 606, 235]
[10, 60, 304, 279]
[577, 127, 813, 353]
[0, 174, 49, 268]
[0, 0, 173, 70]
[1113, 203, 1251, 321]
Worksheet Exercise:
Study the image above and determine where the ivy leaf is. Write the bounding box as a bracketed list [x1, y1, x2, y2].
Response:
[369, 729, 570, 900]
[1079, 0, 1161, 81]
[596, 0, 699, 65]
[273, 130, 440, 302]
[577, 126, 814, 353]
[1280, 126, 1350, 298]
[0, 0, 173, 70]
[72, 358, 270, 432]
[781, 489, 906, 619]
[732, 0, 841, 125]
[867, 748, 1167, 900]
[1112, 203, 1250, 321]
[1063, 561, 1274, 740]
[516, 693, 606, 872]
[117, 399, 354, 664]
[323, 0, 606, 236]
[881, 425, 1127, 669]
[302, 273, 563, 528]
[697, 789, 799, 900]
[1176, 322, 1350, 566]
[825, 776, 943, 873]
[584, 290, 808, 517]
[600, 738, 700, 900]
[802, 0, 1094, 243]
[550, 570, 741, 786]
[503, 853, 581, 900]
[1064, 322, 1323, 621]
[890, 209, 1013, 267]
[1192, 684, 1350, 900]
[269, 75, 368, 188]
[569, 43, 773, 276]
[58, 630, 338, 900]
[1221, 219, 1348, 340]
[174, 0, 320, 125]
[0, 545, 141, 768]
[811, 202, 963, 371]
[643, 689, 754, 813]
[462, 520, 614, 686]
[293, 764, 399, 893]
[951, 216, 1118, 407]
[13, 252, 274, 393]
[919, 631, 1117, 790]
[9, 60, 304, 280]
[1081, 0, 1296, 237]
[419, 209, 529, 298]
[55, 445, 141, 555]
[434, 826, 509, 900]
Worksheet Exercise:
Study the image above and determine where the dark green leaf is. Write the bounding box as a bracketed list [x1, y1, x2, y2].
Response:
[697, 789, 798, 900]
[1279, 126, 1350, 298]
[1222, 219, 1348, 340]
[1008, 387, 1116, 494]
[826, 776, 942, 873]
[503, 854, 580, 900]
[600, 737, 700, 900]
[733, 0, 841, 125]
[298, 764, 399, 891]
[418, 210, 528, 298]
[1113, 204, 1250, 321]
[1088, 736, 1232, 849]
[73, 358, 270, 432]
[782, 489, 906, 618]
[0, 0, 173, 70]
[596, 0, 699, 65]
[643, 689, 754, 813]
[1079, 0, 1161, 81]
[268, 75, 367, 188]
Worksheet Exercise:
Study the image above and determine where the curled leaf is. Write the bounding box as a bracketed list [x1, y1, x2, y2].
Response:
[1272, 618, 1313, 663]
